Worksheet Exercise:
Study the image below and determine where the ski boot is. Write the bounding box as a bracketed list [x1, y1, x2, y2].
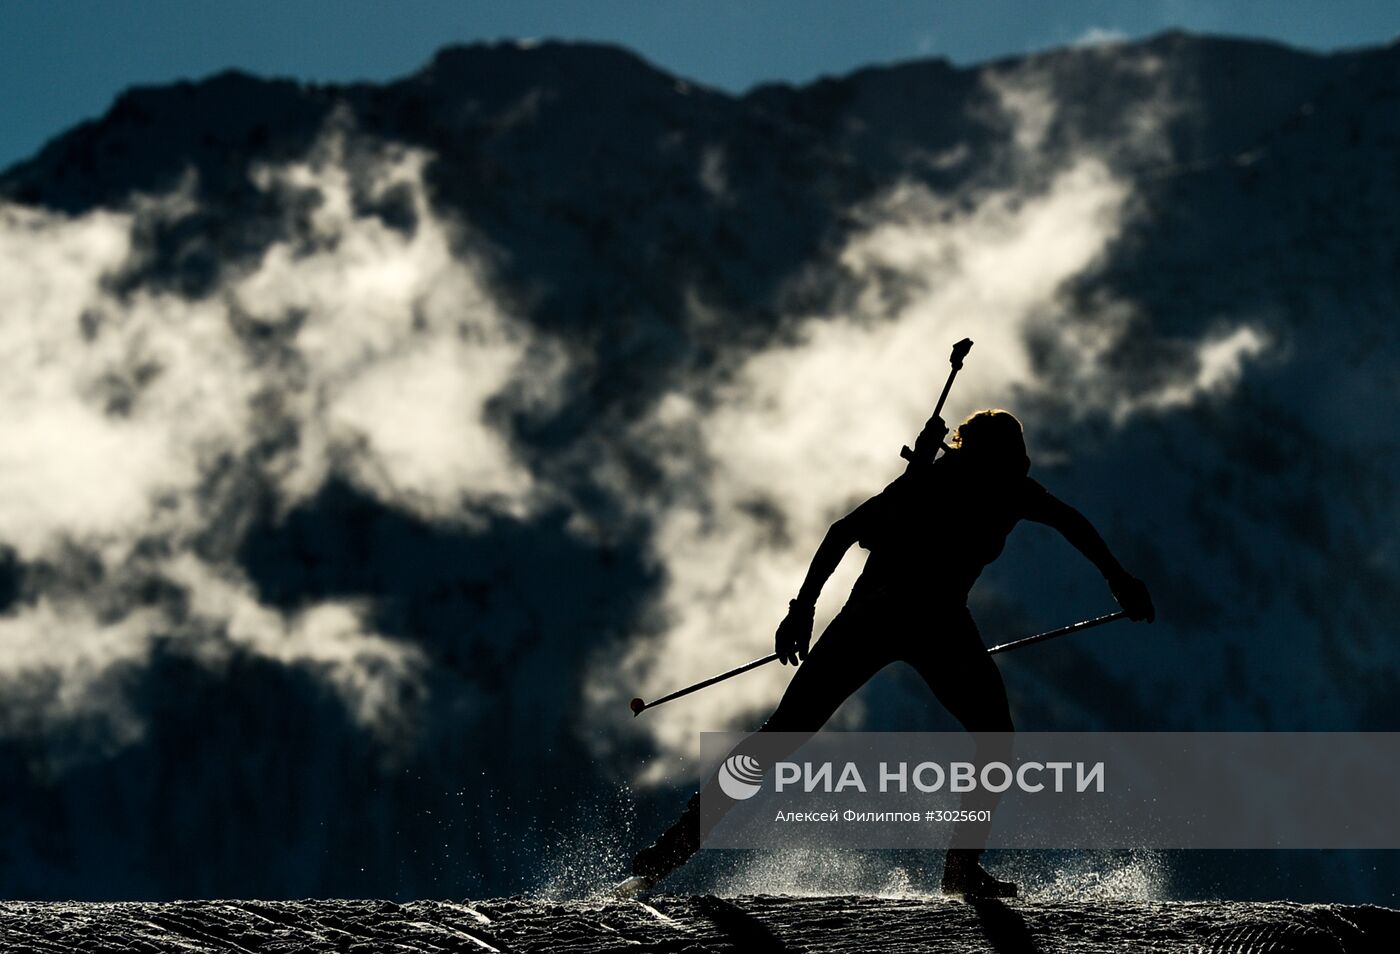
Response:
[613, 794, 701, 898]
[941, 849, 1018, 899]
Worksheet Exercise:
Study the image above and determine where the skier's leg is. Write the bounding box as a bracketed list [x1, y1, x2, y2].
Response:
[630, 605, 894, 885]
[759, 605, 895, 732]
[905, 608, 1017, 896]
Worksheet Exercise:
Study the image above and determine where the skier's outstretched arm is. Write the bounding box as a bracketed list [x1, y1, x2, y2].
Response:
[1025, 491, 1155, 622]
[774, 497, 877, 665]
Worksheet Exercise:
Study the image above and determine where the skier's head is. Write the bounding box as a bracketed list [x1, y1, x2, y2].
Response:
[950, 409, 1030, 478]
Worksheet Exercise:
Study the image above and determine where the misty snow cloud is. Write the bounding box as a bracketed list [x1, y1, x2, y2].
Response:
[235, 122, 560, 521]
[0, 115, 558, 758]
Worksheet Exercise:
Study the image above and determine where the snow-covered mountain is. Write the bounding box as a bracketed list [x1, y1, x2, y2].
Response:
[0, 31, 1397, 900]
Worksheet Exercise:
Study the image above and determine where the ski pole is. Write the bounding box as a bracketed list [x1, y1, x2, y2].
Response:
[901, 337, 973, 465]
[630, 652, 780, 716]
[985, 610, 1125, 655]
[628, 610, 1127, 716]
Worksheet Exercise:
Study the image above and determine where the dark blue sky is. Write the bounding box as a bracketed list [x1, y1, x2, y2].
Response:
[3, 0, 1398, 172]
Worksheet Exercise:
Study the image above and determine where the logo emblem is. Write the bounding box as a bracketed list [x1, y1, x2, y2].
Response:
[717, 754, 764, 800]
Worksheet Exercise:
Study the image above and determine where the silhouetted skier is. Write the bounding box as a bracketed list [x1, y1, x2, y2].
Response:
[626, 409, 1155, 897]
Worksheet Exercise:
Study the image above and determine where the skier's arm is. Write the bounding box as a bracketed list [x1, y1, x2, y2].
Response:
[1024, 490, 1155, 622]
[775, 495, 882, 665]
[793, 506, 866, 607]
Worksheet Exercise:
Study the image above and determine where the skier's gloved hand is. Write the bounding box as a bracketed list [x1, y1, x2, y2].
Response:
[912, 415, 949, 460]
[775, 599, 815, 665]
[1109, 573, 1155, 622]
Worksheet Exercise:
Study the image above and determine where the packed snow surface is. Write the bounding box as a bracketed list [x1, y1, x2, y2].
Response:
[0, 895, 1396, 952]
